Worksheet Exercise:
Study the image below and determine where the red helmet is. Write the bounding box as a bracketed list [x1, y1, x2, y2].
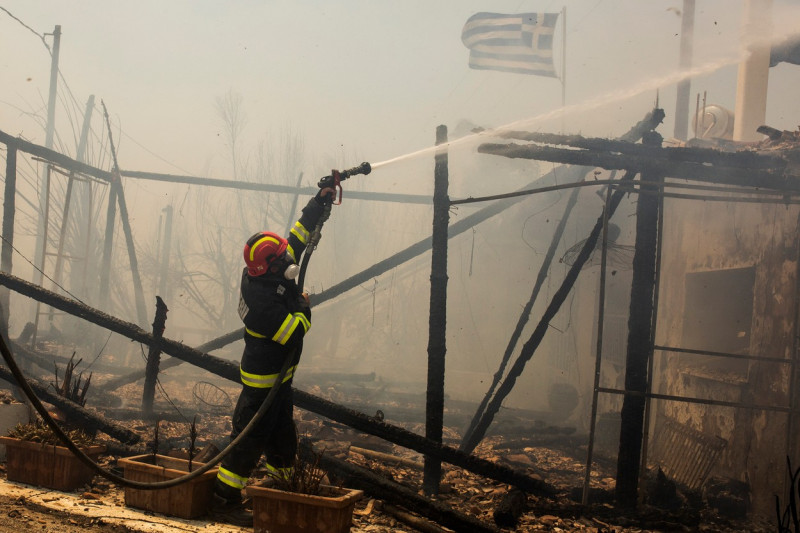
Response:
[243, 232, 288, 276]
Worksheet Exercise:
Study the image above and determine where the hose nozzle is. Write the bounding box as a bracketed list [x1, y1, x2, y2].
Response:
[341, 162, 371, 179]
[317, 162, 371, 188]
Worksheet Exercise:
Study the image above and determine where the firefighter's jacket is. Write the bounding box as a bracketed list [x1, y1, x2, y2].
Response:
[236, 197, 325, 389]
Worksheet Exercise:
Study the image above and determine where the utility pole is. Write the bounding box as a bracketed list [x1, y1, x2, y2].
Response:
[33, 25, 62, 288]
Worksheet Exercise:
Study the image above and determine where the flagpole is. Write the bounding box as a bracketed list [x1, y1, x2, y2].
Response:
[561, 6, 567, 133]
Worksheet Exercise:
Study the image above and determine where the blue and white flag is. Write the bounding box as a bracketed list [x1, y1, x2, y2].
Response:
[461, 12, 560, 77]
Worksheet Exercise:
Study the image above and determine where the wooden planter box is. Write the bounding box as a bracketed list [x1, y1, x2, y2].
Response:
[246, 484, 363, 533]
[0, 436, 104, 491]
[117, 454, 218, 519]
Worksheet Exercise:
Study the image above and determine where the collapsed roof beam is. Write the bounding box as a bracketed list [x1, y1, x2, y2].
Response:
[0, 270, 555, 497]
[477, 141, 794, 191]
[0, 129, 429, 205]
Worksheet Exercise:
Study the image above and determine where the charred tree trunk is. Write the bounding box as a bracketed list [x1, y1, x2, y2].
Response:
[615, 131, 663, 507]
[425, 125, 449, 495]
[141, 296, 168, 415]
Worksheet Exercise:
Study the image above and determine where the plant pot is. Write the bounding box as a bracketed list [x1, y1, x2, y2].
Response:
[0, 436, 104, 491]
[117, 453, 218, 519]
[246, 484, 363, 533]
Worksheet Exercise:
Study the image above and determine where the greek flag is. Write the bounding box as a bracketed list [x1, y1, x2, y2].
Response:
[461, 12, 560, 77]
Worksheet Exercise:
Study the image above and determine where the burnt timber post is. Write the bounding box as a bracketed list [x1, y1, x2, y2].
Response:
[1, 144, 16, 338]
[141, 296, 168, 415]
[615, 130, 663, 506]
[424, 125, 449, 495]
[98, 177, 117, 312]
[158, 206, 174, 301]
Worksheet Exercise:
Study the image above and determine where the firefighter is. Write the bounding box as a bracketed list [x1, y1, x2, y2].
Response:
[210, 187, 334, 526]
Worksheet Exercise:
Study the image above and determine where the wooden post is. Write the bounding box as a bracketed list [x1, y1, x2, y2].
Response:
[158, 206, 174, 300]
[101, 100, 147, 326]
[424, 125, 449, 495]
[52, 95, 95, 297]
[1, 145, 17, 337]
[615, 131, 664, 507]
[141, 296, 168, 415]
[98, 181, 117, 312]
[114, 179, 148, 326]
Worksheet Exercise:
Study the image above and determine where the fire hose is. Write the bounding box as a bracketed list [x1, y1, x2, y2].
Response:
[298, 162, 371, 289]
[0, 161, 371, 489]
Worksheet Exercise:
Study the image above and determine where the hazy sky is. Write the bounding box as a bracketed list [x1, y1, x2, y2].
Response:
[3, 0, 800, 181]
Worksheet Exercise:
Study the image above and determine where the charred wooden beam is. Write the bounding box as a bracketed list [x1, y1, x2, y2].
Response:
[460, 170, 638, 453]
[0, 270, 556, 495]
[0, 129, 428, 205]
[477, 143, 796, 191]
[1, 143, 16, 338]
[101, 102, 147, 327]
[616, 132, 663, 507]
[295, 389, 556, 497]
[0, 270, 239, 382]
[0, 365, 139, 444]
[0, 130, 113, 183]
[120, 170, 430, 205]
[424, 125, 449, 494]
[350, 446, 424, 470]
[381, 503, 451, 533]
[495, 130, 787, 171]
[142, 296, 168, 415]
[461, 171, 584, 452]
[300, 440, 501, 533]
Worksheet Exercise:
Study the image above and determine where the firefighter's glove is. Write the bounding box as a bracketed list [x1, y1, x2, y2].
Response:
[299, 292, 311, 309]
[315, 187, 336, 207]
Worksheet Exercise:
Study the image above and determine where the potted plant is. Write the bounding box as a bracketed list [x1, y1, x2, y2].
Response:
[117, 417, 219, 519]
[0, 419, 104, 491]
[245, 450, 363, 533]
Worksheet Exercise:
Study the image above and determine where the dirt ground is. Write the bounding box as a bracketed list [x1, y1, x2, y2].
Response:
[0, 492, 121, 533]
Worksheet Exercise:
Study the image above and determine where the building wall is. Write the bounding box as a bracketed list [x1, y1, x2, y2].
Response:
[655, 190, 799, 516]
